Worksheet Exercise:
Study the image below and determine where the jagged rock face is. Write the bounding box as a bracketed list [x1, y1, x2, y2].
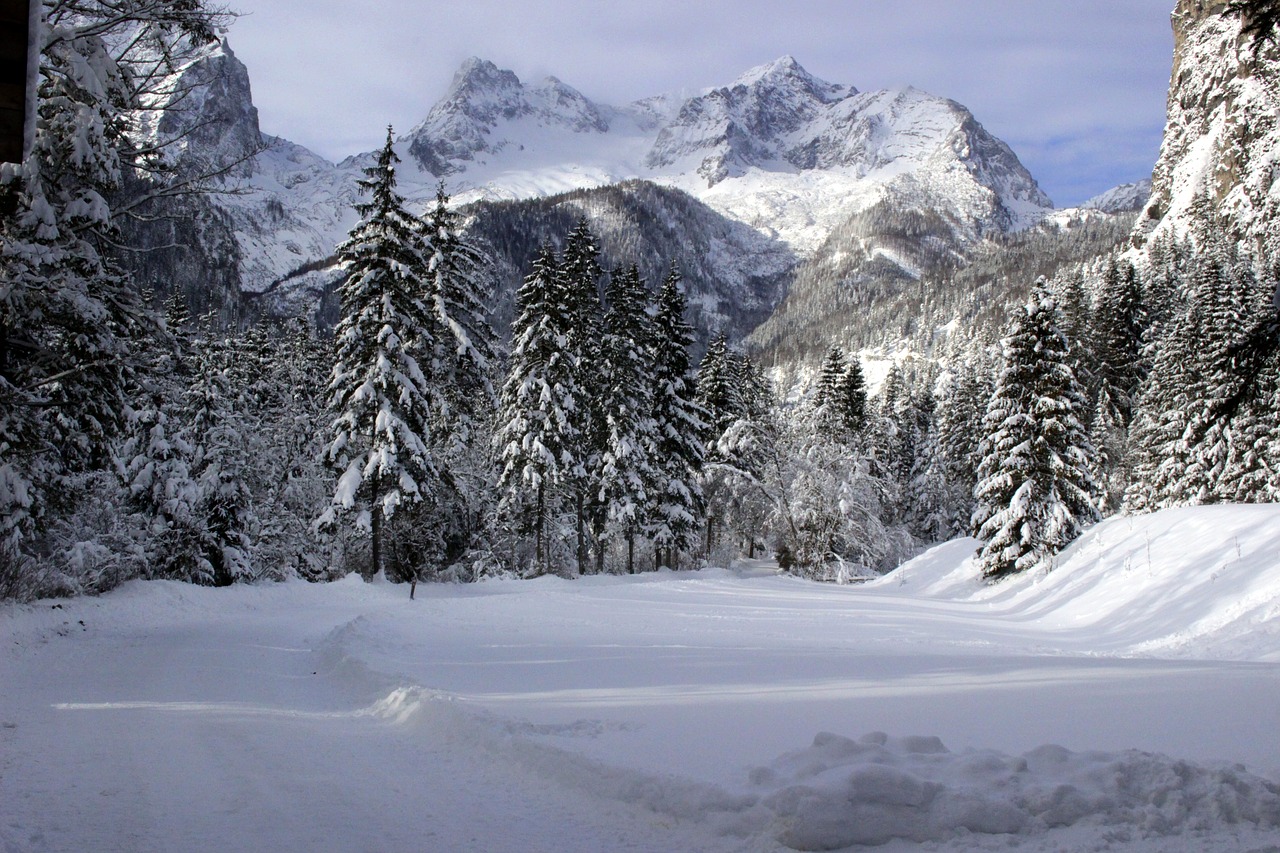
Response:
[1136, 0, 1280, 251]
[153, 39, 263, 180]
[645, 56, 853, 182]
[405, 57, 609, 176]
[124, 46, 1057, 339]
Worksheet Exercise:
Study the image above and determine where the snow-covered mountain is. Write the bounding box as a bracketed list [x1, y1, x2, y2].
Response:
[145, 42, 1058, 332]
[1135, 0, 1280, 250]
[1081, 179, 1152, 214]
[394, 54, 1053, 253]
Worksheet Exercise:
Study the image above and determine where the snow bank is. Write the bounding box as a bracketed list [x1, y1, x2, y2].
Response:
[869, 504, 1280, 658]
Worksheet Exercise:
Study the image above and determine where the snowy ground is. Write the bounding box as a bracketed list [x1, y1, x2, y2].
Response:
[4, 505, 1280, 852]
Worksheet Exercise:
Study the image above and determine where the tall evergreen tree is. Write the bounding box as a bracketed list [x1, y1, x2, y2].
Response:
[422, 182, 496, 438]
[560, 219, 606, 574]
[321, 129, 437, 578]
[406, 184, 498, 577]
[812, 344, 868, 439]
[836, 356, 870, 437]
[697, 332, 741, 446]
[934, 350, 993, 536]
[1127, 232, 1278, 509]
[646, 265, 707, 569]
[972, 280, 1098, 581]
[1093, 256, 1146, 426]
[597, 264, 659, 572]
[814, 345, 848, 408]
[495, 245, 579, 575]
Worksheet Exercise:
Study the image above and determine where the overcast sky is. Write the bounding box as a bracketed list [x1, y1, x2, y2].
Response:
[225, 0, 1175, 208]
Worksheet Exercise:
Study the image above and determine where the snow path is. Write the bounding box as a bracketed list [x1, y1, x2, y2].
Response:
[5, 507, 1280, 851]
[1, 586, 731, 853]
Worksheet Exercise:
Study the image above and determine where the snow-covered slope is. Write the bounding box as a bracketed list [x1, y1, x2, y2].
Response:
[1135, 0, 1280, 250]
[5, 505, 1280, 851]
[870, 503, 1280, 659]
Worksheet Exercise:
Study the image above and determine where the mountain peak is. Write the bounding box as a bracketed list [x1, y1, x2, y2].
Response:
[445, 57, 522, 101]
[735, 55, 802, 84]
[731, 56, 849, 99]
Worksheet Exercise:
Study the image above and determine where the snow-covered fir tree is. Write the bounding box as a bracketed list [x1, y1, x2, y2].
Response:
[646, 264, 707, 570]
[972, 279, 1099, 581]
[422, 182, 497, 438]
[1125, 231, 1279, 510]
[1092, 257, 1146, 427]
[560, 220, 607, 574]
[392, 184, 499, 581]
[697, 333, 741, 443]
[812, 345, 868, 439]
[495, 245, 581, 575]
[321, 129, 438, 579]
[597, 264, 659, 573]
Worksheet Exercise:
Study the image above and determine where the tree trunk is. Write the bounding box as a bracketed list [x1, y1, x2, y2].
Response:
[626, 529, 635, 575]
[575, 489, 586, 576]
[370, 500, 383, 580]
[536, 483, 545, 577]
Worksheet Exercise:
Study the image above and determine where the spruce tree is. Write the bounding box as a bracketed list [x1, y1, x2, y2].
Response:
[593, 265, 656, 571]
[321, 129, 437, 579]
[422, 182, 496, 438]
[1093, 257, 1146, 426]
[934, 351, 992, 535]
[495, 245, 578, 575]
[697, 333, 741, 446]
[412, 184, 498, 573]
[1128, 232, 1279, 509]
[972, 280, 1098, 580]
[836, 356, 870, 437]
[814, 346, 848, 409]
[560, 219, 606, 574]
[812, 344, 868, 439]
[647, 265, 707, 570]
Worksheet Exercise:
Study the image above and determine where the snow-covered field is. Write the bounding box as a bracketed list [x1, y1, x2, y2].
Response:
[5, 505, 1280, 852]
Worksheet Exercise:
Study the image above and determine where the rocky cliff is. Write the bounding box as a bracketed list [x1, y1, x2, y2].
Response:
[1136, 0, 1280, 253]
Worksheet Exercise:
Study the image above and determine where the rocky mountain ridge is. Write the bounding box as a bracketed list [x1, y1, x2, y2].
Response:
[136, 38, 1146, 369]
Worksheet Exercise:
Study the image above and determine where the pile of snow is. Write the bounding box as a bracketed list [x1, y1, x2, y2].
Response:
[743, 731, 1279, 850]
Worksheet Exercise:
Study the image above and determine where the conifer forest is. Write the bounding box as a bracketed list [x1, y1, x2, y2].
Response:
[4, 1, 1280, 599]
